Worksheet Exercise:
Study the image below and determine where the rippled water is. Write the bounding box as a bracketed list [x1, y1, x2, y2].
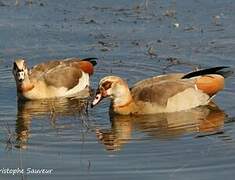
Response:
[0, 0, 235, 179]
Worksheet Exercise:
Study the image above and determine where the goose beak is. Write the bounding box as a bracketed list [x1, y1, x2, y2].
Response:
[17, 70, 25, 82]
[91, 93, 103, 108]
[91, 88, 107, 108]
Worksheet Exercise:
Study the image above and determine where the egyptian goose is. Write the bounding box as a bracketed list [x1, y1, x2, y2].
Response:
[12, 57, 97, 100]
[91, 67, 232, 115]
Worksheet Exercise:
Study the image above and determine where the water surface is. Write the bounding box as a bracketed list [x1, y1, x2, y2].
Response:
[0, 0, 235, 179]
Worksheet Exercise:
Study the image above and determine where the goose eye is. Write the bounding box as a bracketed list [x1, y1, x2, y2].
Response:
[102, 81, 112, 90]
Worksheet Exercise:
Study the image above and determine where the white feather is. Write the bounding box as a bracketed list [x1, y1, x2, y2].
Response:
[65, 71, 90, 96]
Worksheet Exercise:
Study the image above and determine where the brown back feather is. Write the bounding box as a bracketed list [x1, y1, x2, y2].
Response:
[29, 58, 94, 89]
[43, 65, 82, 89]
[132, 80, 194, 106]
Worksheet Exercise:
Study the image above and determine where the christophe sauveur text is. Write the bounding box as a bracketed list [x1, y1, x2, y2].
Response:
[0, 168, 54, 175]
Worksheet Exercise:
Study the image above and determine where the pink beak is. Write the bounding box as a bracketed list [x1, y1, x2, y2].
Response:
[91, 93, 103, 107]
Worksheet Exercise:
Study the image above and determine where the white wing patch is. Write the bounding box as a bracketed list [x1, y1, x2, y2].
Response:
[165, 88, 210, 112]
[65, 71, 89, 96]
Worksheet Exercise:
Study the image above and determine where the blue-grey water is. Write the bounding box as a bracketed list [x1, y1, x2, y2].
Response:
[0, 0, 235, 179]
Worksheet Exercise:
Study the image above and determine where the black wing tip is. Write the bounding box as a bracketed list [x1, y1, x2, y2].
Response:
[182, 66, 233, 79]
[81, 57, 98, 66]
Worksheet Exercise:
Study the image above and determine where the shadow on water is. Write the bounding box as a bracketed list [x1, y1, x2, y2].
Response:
[15, 97, 90, 149]
[96, 103, 226, 151]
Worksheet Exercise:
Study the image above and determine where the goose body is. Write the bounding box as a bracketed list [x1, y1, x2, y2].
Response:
[12, 57, 97, 100]
[92, 67, 232, 115]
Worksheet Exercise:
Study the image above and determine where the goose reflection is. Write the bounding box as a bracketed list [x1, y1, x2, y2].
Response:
[96, 103, 226, 151]
[15, 97, 89, 149]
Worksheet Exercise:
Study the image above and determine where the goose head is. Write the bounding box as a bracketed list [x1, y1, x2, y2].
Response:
[91, 76, 131, 107]
[12, 59, 30, 84]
